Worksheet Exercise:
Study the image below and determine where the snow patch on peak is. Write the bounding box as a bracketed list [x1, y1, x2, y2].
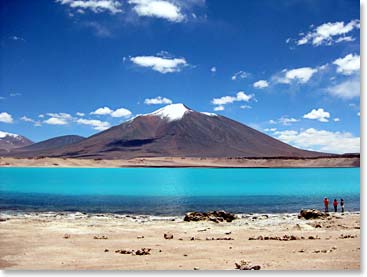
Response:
[201, 112, 218, 117]
[149, 103, 192, 122]
[0, 131, 19, 139]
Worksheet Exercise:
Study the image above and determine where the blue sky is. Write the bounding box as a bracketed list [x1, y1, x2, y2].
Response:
[0, 0, 360, 153]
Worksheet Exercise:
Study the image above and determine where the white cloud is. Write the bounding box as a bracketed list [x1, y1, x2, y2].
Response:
[130, 55, 188, 73]
[76, 118, 111, 131]
[278, 116, 299, 126]
[276, 67, 317, 84]
[231, 71, 249, 80]
[240, 105, 252, 109]
[333, 54, 360, 75]
[43, 112, 73, 125]
[334, 118, 340, 122]
[44, 117, 68, 125]
[76, 112, 85, 117]
[91, 107, 113, 115]
[210, 66, 216, 73]
[20, 116, 34, 122]
[211, 91, 253, 111]
[213, 105, 224, 111]
[11, 35, 25, 42]
[56, 0, 122, 14]
[296, 19, 360, 46]
[144, 96, 172, 105]
[274, 128, 360, 154]
[326, 77, 360, 99]
[110, 108, 132, 118]
[264, 128, 277, 132]
[90, 106, 132, 118]
[129, 0, 184, 22]
[0, 112, 13, 123]
[253, 80, 269, 89]
[303, 108, 330, 122]
[212, 91, 253, 105]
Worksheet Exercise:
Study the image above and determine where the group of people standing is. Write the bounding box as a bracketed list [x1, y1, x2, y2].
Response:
[324, 197, 344, 213]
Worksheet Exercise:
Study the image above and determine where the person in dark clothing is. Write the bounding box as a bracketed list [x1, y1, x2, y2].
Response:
[333, 199, 338, 212]
[340, 198, 345, 213]
[324, 197, 329, 212]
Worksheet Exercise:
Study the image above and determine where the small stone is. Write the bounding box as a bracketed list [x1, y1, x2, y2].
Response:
[164, 233, 173, 240]
[63, 234, 70, 239]
[104, 249, 109, 252]
[193, 267, 200, 270]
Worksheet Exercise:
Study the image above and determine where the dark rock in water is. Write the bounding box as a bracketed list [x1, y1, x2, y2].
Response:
[298, 209, 327, 220]
[184, 210, 237, 223]
[164, 233, 173, 239]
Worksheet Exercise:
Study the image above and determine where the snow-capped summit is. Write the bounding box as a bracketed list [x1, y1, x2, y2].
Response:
[0, 131, 33, 152]
[148, 103, 193, 122]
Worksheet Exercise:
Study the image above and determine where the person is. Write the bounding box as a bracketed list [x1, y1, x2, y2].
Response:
[324, 197, 329, 212]
[333, 199, 338, 212]
[340, 198, 345, 213]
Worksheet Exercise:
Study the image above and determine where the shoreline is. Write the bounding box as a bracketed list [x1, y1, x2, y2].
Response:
[0, 210, 360, 270]
[0, 156, 360, 168]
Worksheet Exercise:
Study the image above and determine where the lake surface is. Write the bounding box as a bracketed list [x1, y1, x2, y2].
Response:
[0, 167, 360, 215]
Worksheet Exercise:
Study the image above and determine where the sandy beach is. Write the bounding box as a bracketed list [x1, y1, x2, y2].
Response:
[0, 156, 360, 168]
[0, 211, 360, 270]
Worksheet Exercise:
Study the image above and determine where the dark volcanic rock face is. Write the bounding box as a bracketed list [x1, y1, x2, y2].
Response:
[0, 131, 33, 153]
[8, 104, 325, 159]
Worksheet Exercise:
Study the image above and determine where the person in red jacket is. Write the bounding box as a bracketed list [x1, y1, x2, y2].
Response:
[323, 197, 329, 212]
[333, 199, 338, 212]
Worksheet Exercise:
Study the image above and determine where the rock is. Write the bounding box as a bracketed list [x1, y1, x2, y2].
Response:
[135, 248, 151, 256]
[298, 209, 327, 220]
[137, 235, 144, 239]
[104, 249, 109, 252]
[164, 233, 173, 239]
[193, 267, 200, 270]
[184, 210, 237, 223]
[93, 235, 108, 240]
[63, 234, 70, 239]
[235, 260, 261, 270]
[296, 223, 315, 231]
[225, 231, 232, 235]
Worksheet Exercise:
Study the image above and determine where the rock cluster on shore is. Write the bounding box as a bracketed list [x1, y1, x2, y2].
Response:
[184, 210, 237, 223]
[298, 209, 328, 220]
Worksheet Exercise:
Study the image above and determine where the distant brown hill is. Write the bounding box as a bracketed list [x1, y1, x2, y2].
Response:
[9, 104, 327, 159]
[13, 135, 85, 153]
[0, 131, 33, 153]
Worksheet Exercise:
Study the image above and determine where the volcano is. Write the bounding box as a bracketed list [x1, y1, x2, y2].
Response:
[10, 104, 324, 159]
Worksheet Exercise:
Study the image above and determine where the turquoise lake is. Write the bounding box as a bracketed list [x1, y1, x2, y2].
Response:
[0, 167, 360, 215]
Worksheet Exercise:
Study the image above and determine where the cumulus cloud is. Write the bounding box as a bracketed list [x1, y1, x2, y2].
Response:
[276, 67, 318, 84]
[326, 77, 360, 99]
[44, 117, 68, 125]
[333, 54, 360, 75]
[130, 54, 188, 73]
[278, 116, 299, 126]
[90, 107, 132, 118]
[253, 80, 269, 89]
[334, 118, 340, 122]
[144, 96, 172, 105]
[303, 108, 330, 122]
[0, 112, 13, 124]
[43, 113, 73, 125]
[76, 112, 85, 116]
[231, 71, 249, 81]
[211, 91, 254, 111]
[213, 105, 224, 111]
[20, 116, 42, 126]
[296, 19, 360, 46]
[56, 0, 122, 14]
[274, 128, 360, 154]
[210, 66, 216, 73]
[76, 118, 111, 131]
[110, 108, 132, 118]
[129, 0, 185, 22]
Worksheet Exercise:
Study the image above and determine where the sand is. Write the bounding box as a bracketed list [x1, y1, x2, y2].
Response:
[0, 156, 360, 168]
[0, 212, 360, 270]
